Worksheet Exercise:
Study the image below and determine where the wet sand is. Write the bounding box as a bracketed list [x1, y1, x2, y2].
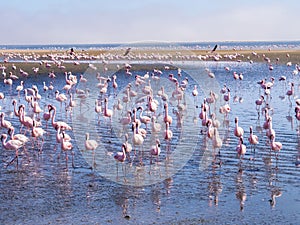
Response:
[1, 48, 300, 75]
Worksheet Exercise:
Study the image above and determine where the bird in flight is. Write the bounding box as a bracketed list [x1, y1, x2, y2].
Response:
[211, 44, 218, 53]
[124, 47, 131, 56]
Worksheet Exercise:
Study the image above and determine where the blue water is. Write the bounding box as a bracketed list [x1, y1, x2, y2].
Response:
[0, 43, 300, 224]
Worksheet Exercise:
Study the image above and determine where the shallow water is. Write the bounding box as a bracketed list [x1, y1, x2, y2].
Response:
[0, 59, 300, 224]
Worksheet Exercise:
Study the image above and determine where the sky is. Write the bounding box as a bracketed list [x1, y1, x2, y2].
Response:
[1, 0, 299, 45]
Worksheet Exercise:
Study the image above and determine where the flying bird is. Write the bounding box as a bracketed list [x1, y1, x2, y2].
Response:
[124, 47, 131, 56]
[211, 44, 218, 53]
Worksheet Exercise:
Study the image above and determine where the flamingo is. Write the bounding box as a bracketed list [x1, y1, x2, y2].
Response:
[95, 99, 102, 121]
[12, 99, 20, 118]
[60, 131, 74, 169]
[223, 88, 231, 103]
[32, 98, 42, 118]
[103, 98, 113, 120]
[286, 82, 294, 103]
[255, 95, 264, 108]
[123, 133, 132, 159]
[270, 134, 282, 159]
[31, 120, 46, 150]
[55, 90, 68, 108]
[114, 144, 127, 178]
[219, 104, 231, 118]
[49, 105, 72, 130]
[4, 78, 13, 88]
[163, 103, 172, 125]
[54, 125, 72, 152]
[131, 122, 144, 157]
[112, 74, 118, 94]
[1, 134, 24, 168]
[137, 106, 151, 128]
[8, 126, 29, 144]
[157, 86, 168, 102]
[18, 105, 35, 132]
[119, 111, 132, 127]
[266, 117, 275, 140]
[0, 92, 4, 102]
[211, 113, 220, 128]
[212, 128, 223, 155]
[248, 126, 259, 151]
[114, 144, 127, 163]
[150, 139, 161, 164]
[16, 80, 24, 97]
[151, 116, 162, 134]
[24, 89, 32, 105]
[43, 105, 52, 129]
[236, 136, 246, 159]
[164, 121, 173, 141]
[206, 119, 214, 139]
[85, 132, 98, 168]
[147, 96, 158, 114]
[68, 93, 76, 110]
[43, 81, 48, 92]
[0, 112, 12, 129]
[234, 117, 244, 138]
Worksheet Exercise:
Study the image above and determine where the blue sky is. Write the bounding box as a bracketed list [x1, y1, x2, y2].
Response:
[1, 0, 299, 44]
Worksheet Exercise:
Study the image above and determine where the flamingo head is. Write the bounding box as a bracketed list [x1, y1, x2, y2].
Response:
[235, 117, 238, 123]
[1, 134, 7, 141]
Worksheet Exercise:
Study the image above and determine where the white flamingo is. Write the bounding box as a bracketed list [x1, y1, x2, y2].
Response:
[234, 117, 244, 138]
[0, 112, 12, 129]
[85, 132, 98, 168]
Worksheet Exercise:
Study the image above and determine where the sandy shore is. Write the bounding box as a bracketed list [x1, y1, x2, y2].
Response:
[1, 47, 300, 75]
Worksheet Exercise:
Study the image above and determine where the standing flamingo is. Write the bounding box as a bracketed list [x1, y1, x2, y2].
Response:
[1, 133, 24, 168]
[114, 144, 127, 180]
[0, 112, 12, 129]
[16, 80, 24, 98]
[163, 103, 172, 125]
[236, 136, 246, 159]
[248, 126, 259, 152]
[103, 98, 113, 120]
[8, 126, 29, 144]
[234, 117, 244, 138]
[150, 139, 161, 164]
[60, 131, 74, 169]
[85, 132, 98, 168]
[270, 134, 282, 160]
[49, 105, 72, 130]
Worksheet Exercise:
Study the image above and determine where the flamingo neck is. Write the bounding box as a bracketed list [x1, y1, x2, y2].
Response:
[51, 108, 57, 125]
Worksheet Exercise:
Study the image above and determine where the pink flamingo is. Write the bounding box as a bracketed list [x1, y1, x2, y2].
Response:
[150, 139, 161, 164]
[163, 103, 172, 125]
[60, 131, 74, 169]
[49, 105, 72, 130]
[1, 133, 24, 169]
[248, 126, 259, 151]
[103, 98, 113, 120]
[236, 136, 246, 159]
[270, 134, 282, 160]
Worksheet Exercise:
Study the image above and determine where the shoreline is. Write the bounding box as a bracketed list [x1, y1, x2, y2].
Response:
[1, 48, 300, 75]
